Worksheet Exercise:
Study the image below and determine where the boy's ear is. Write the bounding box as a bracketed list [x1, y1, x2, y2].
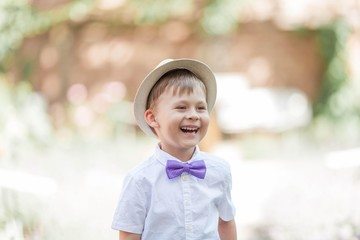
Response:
[144, 109, 159, 128]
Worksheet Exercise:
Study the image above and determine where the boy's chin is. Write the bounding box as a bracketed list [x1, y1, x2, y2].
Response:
[182, 137, 204, 146]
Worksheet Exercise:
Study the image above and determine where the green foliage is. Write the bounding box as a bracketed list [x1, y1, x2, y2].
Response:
[128, 0, 249, 35]
[314, 21, 346, 117]
[201, 0, 246, 35]
[0, 0, 31, 66]
[310, 20, 360, 142]
[314, 21, 359, 121]
[129, 0, 193, 24]
[0, 0, 95, 67]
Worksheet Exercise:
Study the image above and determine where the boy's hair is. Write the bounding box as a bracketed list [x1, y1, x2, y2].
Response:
[146, 69, 207, 110]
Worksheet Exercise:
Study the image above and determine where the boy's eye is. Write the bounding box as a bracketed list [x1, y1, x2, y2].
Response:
[198, 106, 207, 110]
[176, 106, 186, 109]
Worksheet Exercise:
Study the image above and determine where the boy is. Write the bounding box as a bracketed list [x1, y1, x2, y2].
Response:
[112, 58, 237, 240]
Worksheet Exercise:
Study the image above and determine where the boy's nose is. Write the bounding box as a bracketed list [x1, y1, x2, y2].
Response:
[186, 109, 200, 120]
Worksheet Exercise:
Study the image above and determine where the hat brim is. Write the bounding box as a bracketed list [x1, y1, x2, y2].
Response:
[134, 58, 217, 138]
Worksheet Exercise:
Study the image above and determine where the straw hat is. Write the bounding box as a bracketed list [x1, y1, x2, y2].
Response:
[134, 58, 217, 137]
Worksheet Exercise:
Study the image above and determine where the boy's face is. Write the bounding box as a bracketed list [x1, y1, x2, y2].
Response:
[145, 84, 210, 157]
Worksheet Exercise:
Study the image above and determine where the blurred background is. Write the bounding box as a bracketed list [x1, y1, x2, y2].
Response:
[1, 0, 360, 239]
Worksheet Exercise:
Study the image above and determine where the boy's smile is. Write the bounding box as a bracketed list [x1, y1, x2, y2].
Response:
[180, 126, 199, 134]
[145, 85, 210, 161]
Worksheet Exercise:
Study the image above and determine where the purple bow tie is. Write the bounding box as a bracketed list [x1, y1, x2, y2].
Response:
[166, 160, 206, 179]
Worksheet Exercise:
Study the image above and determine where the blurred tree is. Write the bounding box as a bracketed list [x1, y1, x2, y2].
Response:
[314, 20, 360, 133]
[314, 21, 349, 118]
[0, 0, 358, 134]
[0, 0, 94, 70]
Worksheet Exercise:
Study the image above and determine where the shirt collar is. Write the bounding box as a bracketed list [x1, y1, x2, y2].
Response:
[154, 144, 201, 166]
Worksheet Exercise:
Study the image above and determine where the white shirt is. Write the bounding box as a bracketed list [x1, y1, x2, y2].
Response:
[111, 145, 236, 240]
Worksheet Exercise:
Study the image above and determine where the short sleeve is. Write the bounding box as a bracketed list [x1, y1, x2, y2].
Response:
[217, 165, 236, 221]
[111, 174, 147, 233]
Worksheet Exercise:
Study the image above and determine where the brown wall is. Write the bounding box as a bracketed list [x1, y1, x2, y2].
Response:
[13, 21, 323, 105]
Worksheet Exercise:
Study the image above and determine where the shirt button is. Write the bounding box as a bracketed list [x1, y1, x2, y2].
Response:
[181, 175, 188, 181]
[185, 224, 193, 233]
[184, 200, 191, 206]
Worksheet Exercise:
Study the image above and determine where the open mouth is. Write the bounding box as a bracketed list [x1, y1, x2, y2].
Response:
[180, 127, 199, 134]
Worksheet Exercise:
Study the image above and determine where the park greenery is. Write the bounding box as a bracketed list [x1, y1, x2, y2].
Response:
[1, 0, 358, 137]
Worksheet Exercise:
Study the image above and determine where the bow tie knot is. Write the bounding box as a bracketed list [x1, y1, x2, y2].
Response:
[166, 160, 206, 179]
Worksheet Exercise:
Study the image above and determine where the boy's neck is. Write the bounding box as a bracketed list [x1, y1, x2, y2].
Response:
[159, 144, 196, 162]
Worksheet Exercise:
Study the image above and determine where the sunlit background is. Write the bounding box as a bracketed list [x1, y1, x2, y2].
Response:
[1, 0, 360, 239]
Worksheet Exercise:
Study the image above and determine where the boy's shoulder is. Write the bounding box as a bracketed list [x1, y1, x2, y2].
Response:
[199, 151, 233, 184]
[198, 151, 231, 171]
[125, 155, 161, 179]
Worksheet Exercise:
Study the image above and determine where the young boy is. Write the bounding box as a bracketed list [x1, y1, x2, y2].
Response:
[112, 59, 237, 240]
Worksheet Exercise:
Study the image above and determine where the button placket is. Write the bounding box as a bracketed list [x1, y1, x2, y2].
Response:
[181, 172, 193, 239]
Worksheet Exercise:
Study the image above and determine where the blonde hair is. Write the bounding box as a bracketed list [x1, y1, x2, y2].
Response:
[146, 69, 207, 110]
